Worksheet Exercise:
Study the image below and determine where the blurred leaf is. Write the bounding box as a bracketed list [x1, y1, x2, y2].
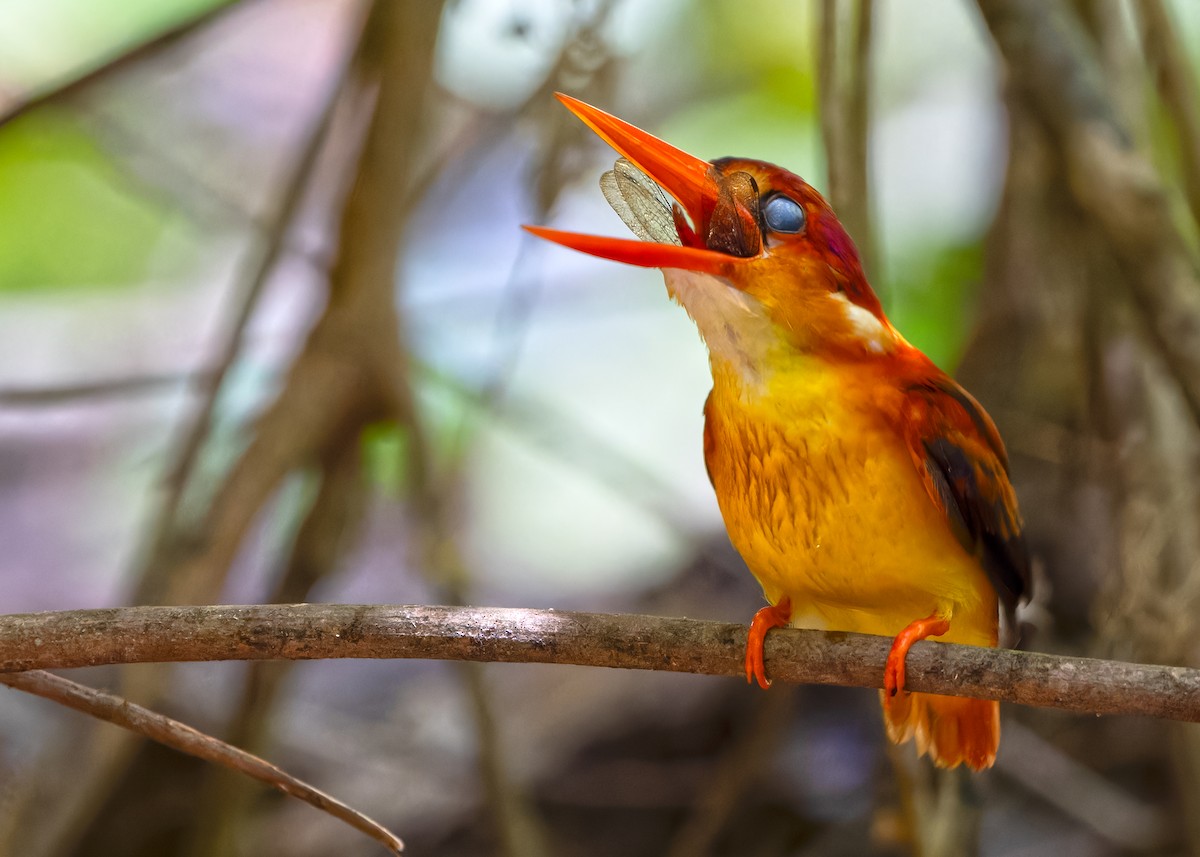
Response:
[885, 240, 981, 371]
[674, 1, 818, 171]
[663, 86, 820, 181]
[361, 421, 410, 499]
[0, 0, 233, 96]
[0, 109, 190, 290]
[697, 0, 814, 83]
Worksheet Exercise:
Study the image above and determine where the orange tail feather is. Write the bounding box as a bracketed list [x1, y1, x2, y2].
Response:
[881, 691, 999, 771]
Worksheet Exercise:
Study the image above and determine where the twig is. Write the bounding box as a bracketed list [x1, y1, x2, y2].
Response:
[0, 1, 244, 127]
[148, 2, 367, 542]
[0, 372, 198, 406]
[0, 669, 402, 854]
[1, 605, 1198, 722]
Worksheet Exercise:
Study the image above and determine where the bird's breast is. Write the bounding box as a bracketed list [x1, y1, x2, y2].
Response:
[703, 357, 991, 636]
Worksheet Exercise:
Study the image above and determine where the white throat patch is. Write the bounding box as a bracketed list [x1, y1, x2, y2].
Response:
[830, 291, 889, 353]
[662, 268, 779, 385]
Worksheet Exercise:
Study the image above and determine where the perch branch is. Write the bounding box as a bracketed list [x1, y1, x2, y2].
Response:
[0, 669, 403, 854]
[1, 605, 1197, 722]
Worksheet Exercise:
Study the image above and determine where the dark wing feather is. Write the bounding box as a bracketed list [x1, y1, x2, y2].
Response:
[902, 376, 1031, 637]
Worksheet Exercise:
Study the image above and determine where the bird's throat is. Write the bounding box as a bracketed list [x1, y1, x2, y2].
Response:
[662, 267, 781, 389]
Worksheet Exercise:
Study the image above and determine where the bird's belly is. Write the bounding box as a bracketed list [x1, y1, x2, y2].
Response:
[706, 386, 994, 641]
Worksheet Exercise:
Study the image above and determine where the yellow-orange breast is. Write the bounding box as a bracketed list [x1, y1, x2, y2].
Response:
[703, 356, 998, 647]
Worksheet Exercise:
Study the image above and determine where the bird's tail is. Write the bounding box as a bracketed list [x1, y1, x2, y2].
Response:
[880, 690, 999, 771]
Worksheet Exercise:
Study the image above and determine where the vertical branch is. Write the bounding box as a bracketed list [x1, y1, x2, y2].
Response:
[130, 34, 366, 609]
[177, 0, 448, 852]
[816, 0, 878, 284]
[1076, 0, 1147, 138]
[136, 5, 366, 594]
[14, 4, 449, 856]
[346, 4, 553, 855]
[817, 0, 845, 206]
[1138, 0, 1200, 231]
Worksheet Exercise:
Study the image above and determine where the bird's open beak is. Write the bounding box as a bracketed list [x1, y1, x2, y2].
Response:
[524, 94, 742, 275]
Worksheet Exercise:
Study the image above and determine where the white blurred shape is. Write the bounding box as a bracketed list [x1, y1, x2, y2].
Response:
[435, 0, 572, 110]
[435, 0, 687, 111]
[874, 78, 1004, 255]
[871, 0, 1004, 261]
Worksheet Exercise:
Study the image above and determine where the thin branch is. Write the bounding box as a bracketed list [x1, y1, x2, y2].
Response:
[0, 372, 196, 407]
[1, 605, 1197, 722]
[0, 1, 244, 127]
[817, 0, 841, 185]
[149, 3, 367, 539]
[0, 669, 403, 854]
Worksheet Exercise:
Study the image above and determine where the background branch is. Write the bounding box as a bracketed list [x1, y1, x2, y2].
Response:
[816, 0, 877, 283]
[2, 604, 1197, 722]
[0, 0, 243, 126]
[1137, 0, 1200, 231]
[976, 0, 1200, 427]
[0, 670, 403, 854]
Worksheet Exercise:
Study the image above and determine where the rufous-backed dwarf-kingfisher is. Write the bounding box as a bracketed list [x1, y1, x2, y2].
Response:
[526, 94, 1031, 770]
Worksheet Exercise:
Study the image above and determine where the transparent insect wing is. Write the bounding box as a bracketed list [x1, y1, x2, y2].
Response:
[599, 157, 681, 246]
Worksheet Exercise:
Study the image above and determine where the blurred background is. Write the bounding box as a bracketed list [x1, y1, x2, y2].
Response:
[1, 0, 1199, 855]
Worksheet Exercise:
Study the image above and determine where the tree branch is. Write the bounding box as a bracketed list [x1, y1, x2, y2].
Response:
[0, 1, 243, 127]
[816, 0, 878, 283]
[975, 0, 1200, 427]
[0, 670, 403, 854]
[1, 605, 1197, 722]
[1138, 0, 1200, 232]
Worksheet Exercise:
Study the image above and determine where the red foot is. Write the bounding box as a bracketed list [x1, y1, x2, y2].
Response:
[745, 597, 792, 689]
[884, 611, 951, 697]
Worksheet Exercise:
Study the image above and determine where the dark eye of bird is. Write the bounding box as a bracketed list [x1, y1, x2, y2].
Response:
[762, 194, 806, 234]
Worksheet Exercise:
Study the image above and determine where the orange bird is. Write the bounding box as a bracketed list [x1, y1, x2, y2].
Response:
[527, 95, 1030, 770]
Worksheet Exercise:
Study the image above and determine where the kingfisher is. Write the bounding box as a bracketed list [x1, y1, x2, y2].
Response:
[526, 94, 1030, 770]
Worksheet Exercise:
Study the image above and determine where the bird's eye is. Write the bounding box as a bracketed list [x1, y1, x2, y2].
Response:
[762, 194, 806, 234]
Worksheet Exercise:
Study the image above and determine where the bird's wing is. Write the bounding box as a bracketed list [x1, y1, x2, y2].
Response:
[899, 375, 1031, 635]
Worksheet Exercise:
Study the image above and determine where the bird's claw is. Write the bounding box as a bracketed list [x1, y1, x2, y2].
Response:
[885, 610, 951, 698]
[744, 597, 792, 690]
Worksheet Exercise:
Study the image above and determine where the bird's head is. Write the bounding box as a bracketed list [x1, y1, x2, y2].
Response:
[526, 94, 898, 373]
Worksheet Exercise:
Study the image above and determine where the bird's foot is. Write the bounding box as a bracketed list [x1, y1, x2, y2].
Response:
[745, 596, 793, 689]
[884, 610, 951, 697]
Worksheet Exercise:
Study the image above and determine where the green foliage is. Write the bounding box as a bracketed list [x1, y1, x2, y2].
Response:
[885, 240, 983, 371]
[361, 421, 410, 498]
[678, 1, 819, 172]
[664, 85, 820, 178]
[0, 0, 230, 91]
[0, 110, 188, 291]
